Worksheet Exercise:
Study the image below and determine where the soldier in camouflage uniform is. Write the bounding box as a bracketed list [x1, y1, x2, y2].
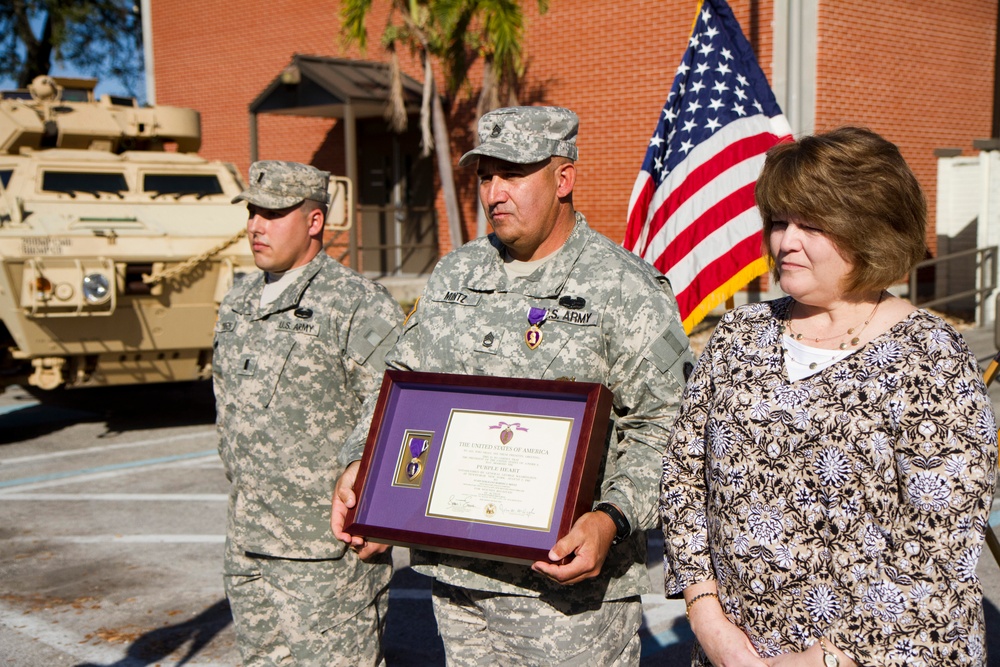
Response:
[215, 161, 401, 666]
[332, 107, 694, 665]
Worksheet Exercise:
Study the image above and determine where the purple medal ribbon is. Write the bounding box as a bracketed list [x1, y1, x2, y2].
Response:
[409, 437, 429, 458]
[528, 307, 547, 326]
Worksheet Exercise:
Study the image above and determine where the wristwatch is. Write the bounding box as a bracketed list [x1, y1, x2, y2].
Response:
[819, 637, 839, 667]
[594, 502, 630, 546]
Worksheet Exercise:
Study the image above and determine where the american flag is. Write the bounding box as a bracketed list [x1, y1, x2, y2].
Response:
[624, 0, 792, 332]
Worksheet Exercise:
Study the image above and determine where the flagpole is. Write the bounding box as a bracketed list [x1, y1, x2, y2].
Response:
[979, 347, 1000, 569]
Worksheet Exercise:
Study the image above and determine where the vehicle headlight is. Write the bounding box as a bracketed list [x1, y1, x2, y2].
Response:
[82, 273, 112, 304]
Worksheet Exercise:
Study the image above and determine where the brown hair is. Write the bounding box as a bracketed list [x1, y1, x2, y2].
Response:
[755, 126, 926, 293]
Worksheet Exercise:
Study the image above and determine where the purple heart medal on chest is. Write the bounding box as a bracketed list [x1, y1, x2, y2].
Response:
[525, 306, 547, 350]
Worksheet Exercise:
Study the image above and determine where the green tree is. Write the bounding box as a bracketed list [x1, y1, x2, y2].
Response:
[0, 0, 143, 94]
[438, 0, 548, 118]
[341, 0, 546, 248]
[441, 0, 549, 237]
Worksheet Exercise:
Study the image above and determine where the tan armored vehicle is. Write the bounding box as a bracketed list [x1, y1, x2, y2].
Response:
[0, 76, 346, 394]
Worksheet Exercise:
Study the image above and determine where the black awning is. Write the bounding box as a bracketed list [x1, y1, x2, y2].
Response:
[249, 54, 423, 118]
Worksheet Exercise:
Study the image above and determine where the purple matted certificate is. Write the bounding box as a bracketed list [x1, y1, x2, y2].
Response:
[344, 371, 612, 564]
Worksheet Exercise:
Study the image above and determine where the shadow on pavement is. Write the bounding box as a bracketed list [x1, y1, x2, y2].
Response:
[381, 559, 692, 666]
[58, 569, 995, 666]
[0, 381, 217, 444]
[986, 596, 999, 666]
[74, 598, 232, 667]
[642, 636, 694, 666]
[0, 402, 96, 444]
[384, 567, 444, 665]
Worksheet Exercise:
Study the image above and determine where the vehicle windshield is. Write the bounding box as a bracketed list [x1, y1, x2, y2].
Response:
[41, 171, 127, 197]
[143, 173, 224, 200]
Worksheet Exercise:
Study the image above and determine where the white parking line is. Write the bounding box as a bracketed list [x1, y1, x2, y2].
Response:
[6, 534, 225, 544]
[0, 492, 227, 501]
[1, 430, 216, 465]
[0, 451, 218, 493]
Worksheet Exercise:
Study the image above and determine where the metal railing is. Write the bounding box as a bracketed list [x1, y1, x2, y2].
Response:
[908, 245, 997, 326]
[323, 204, 438, 276]
[356, 203, 438, 277]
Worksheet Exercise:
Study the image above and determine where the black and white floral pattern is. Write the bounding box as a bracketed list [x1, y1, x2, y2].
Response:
[661, 298, 998, 666]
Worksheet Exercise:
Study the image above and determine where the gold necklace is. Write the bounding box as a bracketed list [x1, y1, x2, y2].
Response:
[782, 292, 884, 350]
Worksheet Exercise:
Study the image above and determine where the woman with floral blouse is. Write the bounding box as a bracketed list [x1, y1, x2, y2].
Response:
[660, 127, 998, 667]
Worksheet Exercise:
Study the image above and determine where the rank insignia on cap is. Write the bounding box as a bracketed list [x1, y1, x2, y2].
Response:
[491, 123, 502, 137]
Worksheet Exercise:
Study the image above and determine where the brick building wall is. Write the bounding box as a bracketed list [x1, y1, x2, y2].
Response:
[512, 0, 775, 245]
[151, 0, 995, 261]
[813, 0, 996, 256]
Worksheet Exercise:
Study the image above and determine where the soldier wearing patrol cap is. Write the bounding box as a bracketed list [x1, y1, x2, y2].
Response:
[216, 160, 402, 666]
[333, 107, 695, 665]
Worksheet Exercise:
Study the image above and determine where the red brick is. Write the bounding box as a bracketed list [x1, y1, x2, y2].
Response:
[151, 0, 993, 258]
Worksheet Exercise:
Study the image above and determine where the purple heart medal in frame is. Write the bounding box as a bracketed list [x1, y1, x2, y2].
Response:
[344, 370, 613, 564]
[393, 431, 433, 487]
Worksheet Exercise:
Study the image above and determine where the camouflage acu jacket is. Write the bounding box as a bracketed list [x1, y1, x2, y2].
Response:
[344, 214, 694, 601]
[215, 251, 401, 559]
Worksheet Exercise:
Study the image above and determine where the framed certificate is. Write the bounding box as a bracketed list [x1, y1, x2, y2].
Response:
[344, 370, 613, 564]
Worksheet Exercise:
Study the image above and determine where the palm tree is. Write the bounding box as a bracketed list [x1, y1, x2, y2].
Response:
[441, 0, 549, 237]
[340, 0, 546, 248]
[441, 0, 548, 116]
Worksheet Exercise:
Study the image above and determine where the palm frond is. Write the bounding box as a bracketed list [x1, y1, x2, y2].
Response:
[384, 49, 409, 133]
[420, 55, 434, 157]
[340, 0, 374, 49]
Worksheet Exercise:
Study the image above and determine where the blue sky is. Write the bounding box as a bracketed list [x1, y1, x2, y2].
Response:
[1, 11, 146, 104]
[1, 69, 143, 103]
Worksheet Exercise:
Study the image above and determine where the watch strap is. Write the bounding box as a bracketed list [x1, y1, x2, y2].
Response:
[594, 502, 630, 545]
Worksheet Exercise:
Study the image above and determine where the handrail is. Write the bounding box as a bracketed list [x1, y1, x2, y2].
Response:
[908, 245, 997, 325]
[324, 203, 438, 275]
[977, 348, 1000, 568]
[354, 203, 437, 275]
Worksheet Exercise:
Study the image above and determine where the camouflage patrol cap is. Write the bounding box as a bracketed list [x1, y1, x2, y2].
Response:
[232, 160, 331, 209]
[458, 106, 579, 167]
